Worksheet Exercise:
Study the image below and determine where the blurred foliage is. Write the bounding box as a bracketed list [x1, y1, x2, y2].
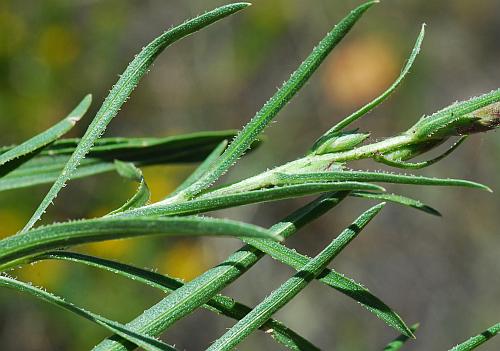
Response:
[0, 0, 499, 350]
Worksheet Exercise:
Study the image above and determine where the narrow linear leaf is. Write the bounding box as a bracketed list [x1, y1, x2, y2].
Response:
[375, 136, 467, 169]
[107, 161, 150, 215]
[0, 216, 278, 270]
[383, 323, 419, 351]
[114, 159, 143, 181]
[241, 236, 413, 338]
[449, 323, 499, 351]
[321, 24, 425, 137]
[414, 88, 500, 133]
[36, 130, 240, 158]
[21, 2, 250, 232]
[92, 192, 350, 351]
[0, 275, 175, 351]
[0, 95, 91, 167]
[35, 251, 319, 351]
[351, 191, 441, 216]
[0, 131, 244, 193]
[0, 156, 117, 192]
[120, 182, 384, 218]
[276, 171, 491, 192]
[178, 1, 377, 199]
[207, 203, 385, 350]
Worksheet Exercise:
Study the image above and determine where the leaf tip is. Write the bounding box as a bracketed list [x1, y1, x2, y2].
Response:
[425, 206, 442, 217]
[477, 183, 493, 192]
[276, 234, 285, 242]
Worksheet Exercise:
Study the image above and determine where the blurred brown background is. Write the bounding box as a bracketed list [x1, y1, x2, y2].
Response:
[0, 0, 499, 350]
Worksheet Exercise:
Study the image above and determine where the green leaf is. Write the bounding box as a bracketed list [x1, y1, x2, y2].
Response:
[21, 2, 250, 233]
[408, 89, 500, 140]
[207, 203, 385, 350]
[383, 323, 419, 351]
[92, 192, 350, 351]
[351, 191, 441, 216]
[275, 171, 491, 192]
[35, 251, 319, 351]
[241, 236, 414, 338]
[107, 161, 150, 215]
[177, 0, 377, 200]
[120, 182, 384, 218]
[0, 216, 278, 270]
[0, 275, 176, 351]
[0, 95, 91, 167]
[375, 136, 467, 169]
[317, 24, 425, 139]
[0, 131, 244, 193]
[449, 323, 499, 351]
[39, 130, 243, 159]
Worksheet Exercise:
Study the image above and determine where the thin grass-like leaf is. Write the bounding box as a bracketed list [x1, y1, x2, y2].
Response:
[374, 136, 467, 169]
[207, 203, 385, 350]
[275, 171, 491, 191]
[0, 275, 175, 351]
[0, 216, 277, 270]
[240, 236, 413, 338]
[317, 24, 425, 140]
[410, 89, 500, 138]
[0, 95, 91, 167]
[351, 191, 441, 216]
[383, 323, 419, 351]
[107, 161, 150, 215]
[449, 323, 499, 351]
[92, 192, 351, 351]
[21, 3, 250, 233]
[177, 1, 377, 200]
[120, 182, 384, 218]
[0, 131, 246, 193]
[35, 251, 319, 351]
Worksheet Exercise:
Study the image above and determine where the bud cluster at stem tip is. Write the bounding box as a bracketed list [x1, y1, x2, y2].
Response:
[407, 101, 500, 142]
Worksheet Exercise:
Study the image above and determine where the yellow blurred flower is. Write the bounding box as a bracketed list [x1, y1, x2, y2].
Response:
[143, 165, 190, 202]
[81, 206, 133, 260]
[156, 240, 213, 282]
[0, 209, 24, 238]
[16, 260, 67, 290]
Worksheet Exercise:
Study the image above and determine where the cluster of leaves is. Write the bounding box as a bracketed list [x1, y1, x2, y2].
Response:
[0, 2, 498, 350]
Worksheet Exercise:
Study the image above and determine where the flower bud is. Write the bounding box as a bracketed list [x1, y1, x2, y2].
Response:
[407, 101, 500, 141]
[312, 132, 370, 155]
[456, 101, 500, 135]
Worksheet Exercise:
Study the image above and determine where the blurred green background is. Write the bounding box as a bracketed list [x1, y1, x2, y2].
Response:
[0, 0, 499, 350]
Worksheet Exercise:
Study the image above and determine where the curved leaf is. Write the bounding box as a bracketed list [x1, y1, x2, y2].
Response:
[21, 2, 251, 232]
[0, 216, 277, 270]
[177, 0, 378, 200]
[92, 192, 350, 351]
[241, 235, 414, 338]
[0, 131, 247, 193]
[0, 95, 91, 167]
[383, 323, 419, 351]
[449, 323, 499, 351]
[34, 251, 319, 351]
[107, 161, 150, 215]
[0, 275, 175, 351]
[275, 171, 490, 191]
[207, 204, 385, 350]
[319, 24, 425, 138]
[350, 191, 441, 216]
[120, 182, 384, 218]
